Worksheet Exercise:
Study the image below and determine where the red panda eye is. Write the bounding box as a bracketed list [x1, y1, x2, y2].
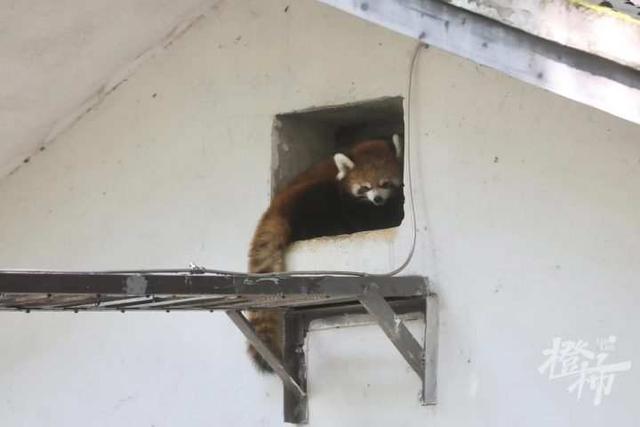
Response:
[380, 181, 391, 189]
[357, 186, 370, 195]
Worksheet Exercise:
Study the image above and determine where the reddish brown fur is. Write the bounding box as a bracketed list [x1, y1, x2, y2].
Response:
[246, 139, 400, 372]
[341, 140, 402, 190]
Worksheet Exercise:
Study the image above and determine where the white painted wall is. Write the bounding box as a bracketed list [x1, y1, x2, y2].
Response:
[0, 0, 638, 425]
[0, 0, 216, 178]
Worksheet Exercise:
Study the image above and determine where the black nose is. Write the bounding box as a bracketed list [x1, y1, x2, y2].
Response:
[373, 195, 383, 204]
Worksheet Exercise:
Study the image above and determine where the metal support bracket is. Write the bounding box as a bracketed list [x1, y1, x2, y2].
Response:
[226, 310, 306, 400]
[0, 271, 434, 424]
[359, 283, 439, 405]
[283, 311, 309, 424]
[359, 283, 425, 378]
[423, 293, 439, 405]
[226, 280, 438, 423]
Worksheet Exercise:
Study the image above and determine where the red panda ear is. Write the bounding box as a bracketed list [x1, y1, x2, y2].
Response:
[333, 153, 355, 180]
[392, 134, 402, 159]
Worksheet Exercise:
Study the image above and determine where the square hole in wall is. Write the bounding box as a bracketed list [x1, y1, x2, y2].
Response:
[271, 96, 405, 239]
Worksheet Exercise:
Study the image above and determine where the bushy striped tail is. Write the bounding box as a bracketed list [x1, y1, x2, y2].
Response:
[246, 213, 290, 373]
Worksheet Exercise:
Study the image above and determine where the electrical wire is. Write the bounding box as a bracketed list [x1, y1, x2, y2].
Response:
[4, 43, 427, 279]
[379, 42, 424, 276]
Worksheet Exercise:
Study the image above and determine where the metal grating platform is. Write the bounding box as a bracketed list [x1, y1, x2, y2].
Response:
[0, 270, 437, 424]
[0, 271, 426, 312]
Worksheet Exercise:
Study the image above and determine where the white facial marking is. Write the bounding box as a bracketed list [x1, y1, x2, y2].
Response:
[392, 134, 402, 159]
[352, 182, 372, 198]
[366, 188, 392, 206]
[334, 153, 355, 180]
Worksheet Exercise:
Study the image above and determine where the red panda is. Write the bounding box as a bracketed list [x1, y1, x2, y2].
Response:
[247, 134, 404, 372]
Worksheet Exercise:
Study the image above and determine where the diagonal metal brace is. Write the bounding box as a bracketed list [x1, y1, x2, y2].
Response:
[226, 310, 306, 399]
[358, 283, 425, 379]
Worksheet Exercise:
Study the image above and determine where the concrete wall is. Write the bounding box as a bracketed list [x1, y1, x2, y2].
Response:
[0, 0, 215, 178]
[0, 0, 638, 425]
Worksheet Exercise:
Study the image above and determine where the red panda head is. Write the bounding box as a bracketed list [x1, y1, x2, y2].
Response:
[333, 134, 403, 206]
